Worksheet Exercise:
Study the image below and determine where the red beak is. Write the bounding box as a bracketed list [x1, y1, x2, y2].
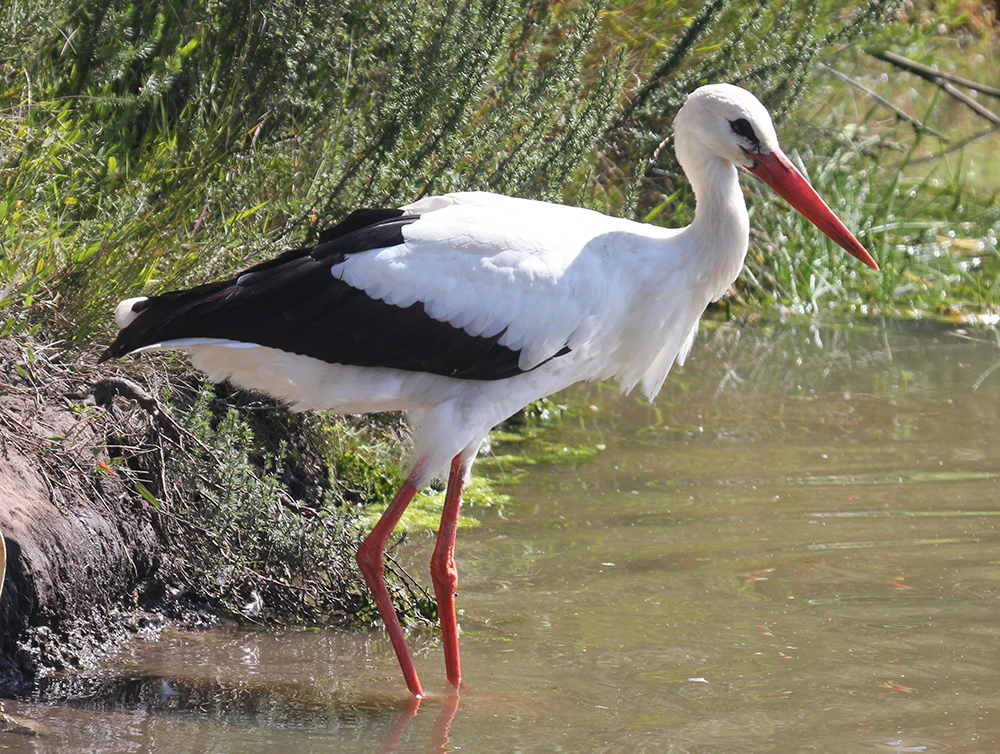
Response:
[747, 148, 879, 271]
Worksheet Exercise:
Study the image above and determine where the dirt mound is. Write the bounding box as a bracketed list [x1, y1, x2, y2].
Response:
[0, 336, 375, 696]
[0, 339, 164, 693]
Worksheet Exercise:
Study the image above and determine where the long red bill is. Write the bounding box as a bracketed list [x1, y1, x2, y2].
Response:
[747, 148, 879, 271]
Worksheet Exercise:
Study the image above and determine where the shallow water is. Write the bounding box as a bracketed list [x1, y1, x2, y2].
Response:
[4, 318, 1000, 753]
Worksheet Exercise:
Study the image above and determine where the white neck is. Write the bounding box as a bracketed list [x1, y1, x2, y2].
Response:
[676, 149, 750, 292]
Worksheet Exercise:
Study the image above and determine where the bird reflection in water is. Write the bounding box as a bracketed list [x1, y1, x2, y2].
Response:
[381, 692, 461, 754]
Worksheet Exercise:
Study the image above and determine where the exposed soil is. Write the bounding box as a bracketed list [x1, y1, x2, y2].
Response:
[0, 336, 381, 698]
[0, 338, 205, 694]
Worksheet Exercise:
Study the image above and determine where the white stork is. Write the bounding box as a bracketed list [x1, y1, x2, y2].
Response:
[101, 84, 878, 698]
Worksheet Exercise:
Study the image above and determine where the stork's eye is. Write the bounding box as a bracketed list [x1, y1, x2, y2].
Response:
[729, 118, 760, 149]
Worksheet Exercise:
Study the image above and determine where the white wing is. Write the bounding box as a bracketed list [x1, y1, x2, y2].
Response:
[330, 192, 648, 370]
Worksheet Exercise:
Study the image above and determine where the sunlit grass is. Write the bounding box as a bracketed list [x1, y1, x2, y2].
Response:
[7, 1, 979, 341]
[733, 40, 1000, 320]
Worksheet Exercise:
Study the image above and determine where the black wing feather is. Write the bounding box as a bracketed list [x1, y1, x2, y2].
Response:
[100, 209, 564, 381]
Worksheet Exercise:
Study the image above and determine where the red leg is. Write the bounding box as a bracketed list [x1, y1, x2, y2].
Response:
[356, 469, 425, 698]
[430, 453, 471, 690]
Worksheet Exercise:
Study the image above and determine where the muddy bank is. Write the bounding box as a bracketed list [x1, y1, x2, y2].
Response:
[0, 341, 155, 690]
[0, 337, 378, 697]
[0, 339, 174, 693]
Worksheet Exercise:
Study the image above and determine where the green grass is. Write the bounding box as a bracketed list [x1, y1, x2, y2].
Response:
[735, 41, 1000, 320]
[9, 0, 989, 339]
[1, 0, 925, 346]
[0, 0, 630, 343]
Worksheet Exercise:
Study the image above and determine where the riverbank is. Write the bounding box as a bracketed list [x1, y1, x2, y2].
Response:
[0, 338, 169, 692]
[0, 337, 374, 695]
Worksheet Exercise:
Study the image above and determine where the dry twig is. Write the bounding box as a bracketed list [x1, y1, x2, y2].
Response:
[818, 62, 948, 140]
[871, 50, 1000, 127]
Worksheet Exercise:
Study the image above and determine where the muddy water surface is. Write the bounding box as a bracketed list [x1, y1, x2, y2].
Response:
[3, 319, 1000, 753]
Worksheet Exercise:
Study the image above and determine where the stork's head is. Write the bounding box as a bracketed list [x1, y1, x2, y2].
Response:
[674, 84, 879, 271]
[675, 83, 781, 171]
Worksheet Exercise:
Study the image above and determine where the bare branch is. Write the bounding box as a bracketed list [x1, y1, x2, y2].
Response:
[872, 51, 1000, 99]
[818, 62, 947, 140]
[871, 50, 1000, 127]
